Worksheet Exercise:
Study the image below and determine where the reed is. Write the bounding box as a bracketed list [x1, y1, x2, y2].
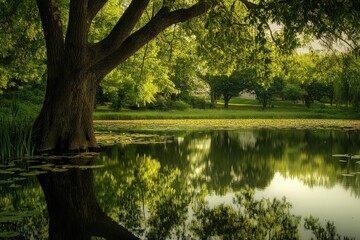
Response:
[0, 117, 35, 164]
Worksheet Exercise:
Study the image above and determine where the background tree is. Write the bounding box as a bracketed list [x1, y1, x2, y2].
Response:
[212, 72, 249, 109]
[335, 52, 360, 110]
[282, 83, 305, 104]
[0, 1, 46, 93]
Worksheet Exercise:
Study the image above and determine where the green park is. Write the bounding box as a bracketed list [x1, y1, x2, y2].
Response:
[1, 0, 360, 239]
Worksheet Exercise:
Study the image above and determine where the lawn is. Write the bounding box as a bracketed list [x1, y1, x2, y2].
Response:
[94, 98, 360, 120]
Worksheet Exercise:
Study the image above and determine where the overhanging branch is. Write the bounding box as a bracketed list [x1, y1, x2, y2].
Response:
[238, 0, 257, 9]
[92, 0, 213, 79]
[88, 0, 108, 21]
[94, 0, 151, 57]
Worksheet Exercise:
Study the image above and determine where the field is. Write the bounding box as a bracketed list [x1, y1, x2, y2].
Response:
[94, 98, 360, 120]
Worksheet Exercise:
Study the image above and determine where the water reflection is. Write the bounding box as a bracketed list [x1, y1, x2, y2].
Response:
[1, 129, 360, 239]
[97, 129, 360, 239]
[0, 156, 138, 240]
[100, 129, 360, 196]
[37, 157, 138, 240]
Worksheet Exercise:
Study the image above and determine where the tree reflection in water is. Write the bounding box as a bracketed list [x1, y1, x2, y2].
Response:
[96, 129, 359, 239]
[37, 156, 138, 240]
[1, 129, 359, 239]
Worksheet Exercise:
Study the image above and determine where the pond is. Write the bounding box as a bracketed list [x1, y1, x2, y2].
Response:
[1, 128, 360, 239]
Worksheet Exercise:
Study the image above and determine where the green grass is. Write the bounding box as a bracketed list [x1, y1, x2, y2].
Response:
[94, 99, 360, 120]
[0, 117, 35, 163]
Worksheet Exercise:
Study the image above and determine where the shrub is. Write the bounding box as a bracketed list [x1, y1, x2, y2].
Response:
[166, 100, 190, 110]
[320, 96, 331, 103]
[184, 96, 209, 109]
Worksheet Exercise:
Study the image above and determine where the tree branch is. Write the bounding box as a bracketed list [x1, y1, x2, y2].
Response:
[87, 0, 108, 22]
[95, 0, 150, 57]
[35, 0, 64, 77]
[238, 0, 257, 9]
[265, 21, 276, 43]
[65, 0, 89, 47]
[92, 0, 212, 79]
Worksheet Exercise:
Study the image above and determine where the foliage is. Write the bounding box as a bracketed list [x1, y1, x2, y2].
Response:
[0, 118, 35, 163]
[183, 96, 211, 109]
[337, 53, 360, 111]
[201, 70, 254, 108]
[191, 187, 301, 239]
[304, 216, 354, 240]
[0, 83, 44, 118]
[283, 83, 304, 103]
[147, 95, 191, 111]
[0, 1, 46, 94]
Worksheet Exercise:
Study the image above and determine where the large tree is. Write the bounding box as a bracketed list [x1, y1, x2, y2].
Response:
[32, 0, 212, 153]
[30, 0, 360, 153]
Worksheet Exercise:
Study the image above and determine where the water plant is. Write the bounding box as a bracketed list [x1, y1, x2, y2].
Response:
[0, 117, 34, 163]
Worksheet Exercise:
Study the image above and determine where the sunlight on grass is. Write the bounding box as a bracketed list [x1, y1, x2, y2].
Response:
[94, 119, 360, 133]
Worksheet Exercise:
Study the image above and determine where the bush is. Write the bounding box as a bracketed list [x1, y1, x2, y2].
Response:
[320, 96, 331, 103]
[184, 96, 210, 109]
[147, 96, 190, 111]
[167, 100, 190, 110]
[283, 83, 305, 103]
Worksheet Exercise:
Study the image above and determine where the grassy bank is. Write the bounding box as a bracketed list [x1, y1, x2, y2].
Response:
[94, 99, 360, 120]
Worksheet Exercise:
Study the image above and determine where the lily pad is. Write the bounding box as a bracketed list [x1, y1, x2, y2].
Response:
[332, 154, 350, 158]
[49, 168, 69, 173]
[341, 173, 354, 177]
[12, 177, 26, 182]
[28, 163, 55, 169]
[61, 165, 78, 169]
[78, 165, 105, 169]
[0, 179, 14, 184]
[0, 169, 15, 175]
[26, 160, 41, 164]
[6, 167, 25, 172]
[19, 170, 47, 176]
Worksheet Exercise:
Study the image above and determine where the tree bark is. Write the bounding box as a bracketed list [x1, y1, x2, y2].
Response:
[33, 71, 99, 153]
[224, 96, 230, 109]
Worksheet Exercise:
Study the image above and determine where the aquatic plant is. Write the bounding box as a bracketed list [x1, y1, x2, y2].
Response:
[0, 117, 34, 163]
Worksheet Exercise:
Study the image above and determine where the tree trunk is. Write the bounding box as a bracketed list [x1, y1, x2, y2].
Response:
[224, 96, 230, 109]
[33, 71, 99, 153]
[37, 157, 139, 240]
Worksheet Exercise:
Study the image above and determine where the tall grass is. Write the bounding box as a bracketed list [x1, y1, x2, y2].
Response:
[0, 117, 35, 164]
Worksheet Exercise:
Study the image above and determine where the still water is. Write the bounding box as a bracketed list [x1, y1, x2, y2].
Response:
[1, 129, 360, 239]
